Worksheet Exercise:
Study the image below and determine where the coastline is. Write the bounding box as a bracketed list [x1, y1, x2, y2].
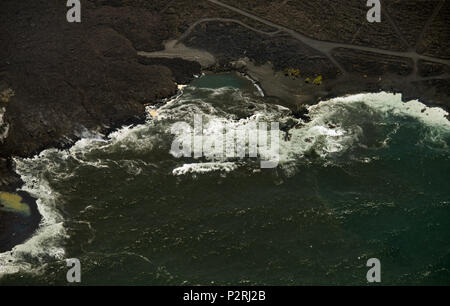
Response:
[0, 84, 191, 254]
[0, 0, 449, 285]
[1, 60, 450, 253]
[1, 73, 449, 285]
[2, 0, 448, 185]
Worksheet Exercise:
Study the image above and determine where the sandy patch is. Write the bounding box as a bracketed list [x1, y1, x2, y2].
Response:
[138, 40, 216, 68]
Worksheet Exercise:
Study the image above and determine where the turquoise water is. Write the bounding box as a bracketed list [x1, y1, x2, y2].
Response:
[1, 74, 449, 285]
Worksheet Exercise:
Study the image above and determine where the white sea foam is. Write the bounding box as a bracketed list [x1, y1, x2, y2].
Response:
[166, 90, 450, 176]
[323, 92, 450, 129]
[172, 162, 239, 176]
[0, 107, 9, 143]
[190, 86, 241, 98]
[286, 92, 449, 158]
[0, 125, 155, 277]
[0, 107, 5, 126]
[2, 87, 448, 277]
[165, 85, 357, 168]
[0, 157, 66, 277]
[312, 92, 450, 150]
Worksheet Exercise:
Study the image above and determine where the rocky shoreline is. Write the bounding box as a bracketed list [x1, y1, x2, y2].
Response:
[1, 0, 449, 252]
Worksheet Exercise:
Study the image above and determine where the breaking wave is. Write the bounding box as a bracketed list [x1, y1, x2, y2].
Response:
[1, 76, 449, 278]
[0, 156, 66, 276]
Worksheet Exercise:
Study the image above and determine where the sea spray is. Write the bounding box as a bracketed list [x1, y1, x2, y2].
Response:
[1, 74, 449, 285]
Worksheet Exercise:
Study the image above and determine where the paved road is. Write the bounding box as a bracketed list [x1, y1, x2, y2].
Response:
[204, 0, 450, 76]
[176, 17, 282, 44]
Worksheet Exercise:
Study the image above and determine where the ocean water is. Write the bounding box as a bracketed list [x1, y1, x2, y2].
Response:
[1, 73, 449, 285]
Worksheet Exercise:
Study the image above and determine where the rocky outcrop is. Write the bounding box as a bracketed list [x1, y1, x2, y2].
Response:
[0, 1, 172, 159]
[0, 0, 203, 250]
[138, 57, 202, 85]
[0, 1, 203, 190]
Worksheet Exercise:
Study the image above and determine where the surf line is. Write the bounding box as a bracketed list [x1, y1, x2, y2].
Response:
[170, 114, 280, 168]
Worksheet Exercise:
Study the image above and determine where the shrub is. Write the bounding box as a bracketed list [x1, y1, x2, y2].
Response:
[313, 75, 323, 86]
[284, 68, 301, 79]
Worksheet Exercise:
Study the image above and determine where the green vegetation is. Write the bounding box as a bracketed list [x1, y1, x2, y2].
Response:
[313, 75, 323, 85]
[284, 68, 300, 79]
[303, 75, 323, 85]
